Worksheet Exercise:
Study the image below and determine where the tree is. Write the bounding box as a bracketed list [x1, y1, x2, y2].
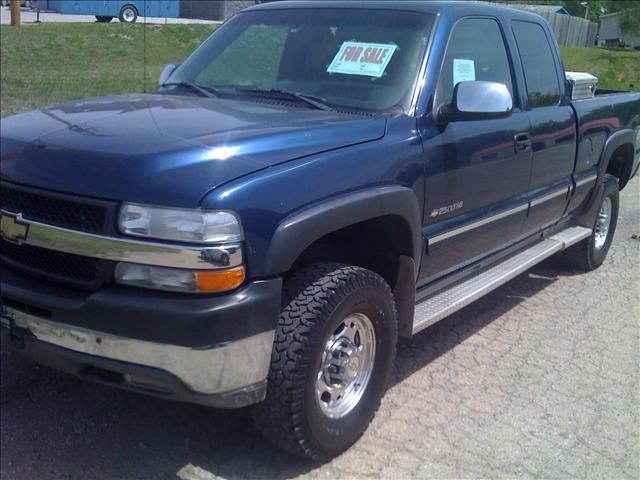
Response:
[605, 0, 640, 36]
[10, 0, 20, 27]
[567, 0, 640, 35]
[495, 1, 640, 34]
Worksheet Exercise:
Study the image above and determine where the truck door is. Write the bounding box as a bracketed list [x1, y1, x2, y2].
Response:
[419, 17, 532, 285]
[512, 20, 577, 233]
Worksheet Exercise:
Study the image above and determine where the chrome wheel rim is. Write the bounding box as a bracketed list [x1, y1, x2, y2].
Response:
[122, 8, 135, 22]
[316, 313, 376, 419]
[594, 196, 612, 251]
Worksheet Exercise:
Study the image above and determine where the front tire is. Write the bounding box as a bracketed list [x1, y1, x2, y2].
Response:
[252, 263, 397, 460]
[564, 174, 619, 270]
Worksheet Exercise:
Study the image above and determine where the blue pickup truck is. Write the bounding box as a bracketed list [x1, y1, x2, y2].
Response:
[1, 0, 639, 460]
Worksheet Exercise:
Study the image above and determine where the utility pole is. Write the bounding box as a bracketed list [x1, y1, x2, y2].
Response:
[10, 0, 21, 27]
[580, 1, 589, 20]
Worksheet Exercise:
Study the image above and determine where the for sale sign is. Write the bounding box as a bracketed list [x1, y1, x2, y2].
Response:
[327, 42, 398, 78]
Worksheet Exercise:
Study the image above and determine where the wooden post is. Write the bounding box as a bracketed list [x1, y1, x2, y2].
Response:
[10, 0, 21, 27]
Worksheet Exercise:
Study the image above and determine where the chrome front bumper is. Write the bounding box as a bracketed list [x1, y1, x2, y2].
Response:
[1, 306, 274, 396]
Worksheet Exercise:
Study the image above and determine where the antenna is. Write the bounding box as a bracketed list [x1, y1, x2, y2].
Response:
[143, 0, 147, 93]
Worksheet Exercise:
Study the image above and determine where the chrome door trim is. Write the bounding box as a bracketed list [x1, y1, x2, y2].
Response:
[530, 185, 570, 208]
[429, 204, 528, 246]
[575, 173, 598, 188]
[0, 212, 242, 270]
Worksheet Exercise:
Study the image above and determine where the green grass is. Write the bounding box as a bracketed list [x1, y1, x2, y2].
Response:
[0, 23, 213, 116]
[1, 23, 638, 117]
[560, 45, 640, 91]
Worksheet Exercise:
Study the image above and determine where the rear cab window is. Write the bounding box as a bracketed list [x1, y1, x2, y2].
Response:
[512, 21, 561, 108]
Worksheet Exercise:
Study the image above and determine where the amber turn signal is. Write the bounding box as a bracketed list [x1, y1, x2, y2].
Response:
[195, 267, 245, 292]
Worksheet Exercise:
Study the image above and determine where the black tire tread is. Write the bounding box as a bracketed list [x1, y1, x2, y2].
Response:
[252, 262, 396, 460]
[564, 174, 619, 271]
[564, 230, 597, 270]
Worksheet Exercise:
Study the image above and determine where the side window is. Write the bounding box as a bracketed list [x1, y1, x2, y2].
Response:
[436, 18, 514, 107]
[512, 21, 560, 108]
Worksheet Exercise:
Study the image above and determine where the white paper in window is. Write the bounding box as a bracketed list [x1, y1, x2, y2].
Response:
[453, 58, 476, 86]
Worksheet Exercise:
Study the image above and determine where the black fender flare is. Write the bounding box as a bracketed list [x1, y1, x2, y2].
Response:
[262, 185, 422, 278]
[597, 128, 636, 182]
[576, 129, 635, 228]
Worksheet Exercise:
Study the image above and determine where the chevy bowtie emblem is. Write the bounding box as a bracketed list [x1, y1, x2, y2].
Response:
[0, 210, 30, 245]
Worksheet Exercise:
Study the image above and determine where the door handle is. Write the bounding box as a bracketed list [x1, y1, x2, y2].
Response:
[514, 133, 531, 152]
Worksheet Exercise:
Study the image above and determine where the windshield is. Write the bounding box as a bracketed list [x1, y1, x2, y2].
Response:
[166, 8, 434, 113]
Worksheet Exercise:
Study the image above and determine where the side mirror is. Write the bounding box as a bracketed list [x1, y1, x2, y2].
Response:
[437, 81, 513, 123]
[158, 63, 177, 87]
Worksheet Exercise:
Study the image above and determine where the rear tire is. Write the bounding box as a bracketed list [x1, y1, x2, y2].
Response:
[252, 263, 397, 460]
[564, 174, 619, 271]
[118, 4, 138, 24]
[95, 16, 113, 23]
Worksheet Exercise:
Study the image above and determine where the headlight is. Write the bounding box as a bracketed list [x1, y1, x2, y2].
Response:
[119, 203, 242, 244]
[115, 263, 245, 293]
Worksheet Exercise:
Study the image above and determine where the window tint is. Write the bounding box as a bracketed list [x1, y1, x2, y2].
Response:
[436, 18, 513, 107]
[197, 25, 289, 86]
[171, 9, 434, 113]
[512, 21, 560, 108]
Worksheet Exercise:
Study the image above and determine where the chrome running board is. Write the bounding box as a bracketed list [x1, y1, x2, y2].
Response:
[412, 226, 592, 335]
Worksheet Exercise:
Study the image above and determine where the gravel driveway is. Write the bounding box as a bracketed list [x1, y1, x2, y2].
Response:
[1, 177, 638, 480]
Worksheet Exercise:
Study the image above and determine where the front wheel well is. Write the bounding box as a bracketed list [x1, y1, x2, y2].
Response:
[606, 143, 635, 190]
[291, 215, 412, 286]
[288, 215, 417, 337]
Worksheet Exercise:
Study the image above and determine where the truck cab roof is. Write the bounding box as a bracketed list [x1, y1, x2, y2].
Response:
[246, 0, 546, 23]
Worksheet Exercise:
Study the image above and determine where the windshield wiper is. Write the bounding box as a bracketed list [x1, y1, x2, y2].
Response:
[233, 87, 334, 111]
[161, 82, 219, 99]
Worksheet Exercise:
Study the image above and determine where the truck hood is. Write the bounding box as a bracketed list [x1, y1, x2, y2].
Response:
[0, 93, 386, 207]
